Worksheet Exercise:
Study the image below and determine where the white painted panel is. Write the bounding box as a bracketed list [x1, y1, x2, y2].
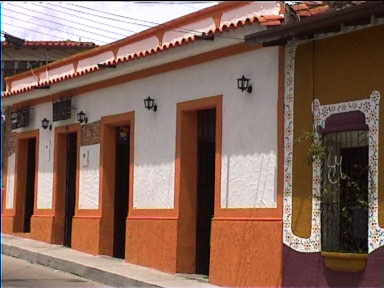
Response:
[162, 18, 216, 45]
[11, 75, 38, 91]
[37, 128, 54, 209]
[6, 154, 15, 209]
[221, 2, 280, 28]
[39, 64, 75, 82]
[79, 144, 100, 209]
[116, 37, 159, 60]
[77, 51, 115, 72]
[73, 47, 279, 209]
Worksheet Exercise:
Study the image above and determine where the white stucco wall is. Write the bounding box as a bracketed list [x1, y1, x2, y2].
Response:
[79, 144, 100, 209]
[7, 45, 279, 210]
[6, 154, 15, 209]
[37, 103, 54, 209]
[73, 46, 279, 209]
[10, 102, 54, 209]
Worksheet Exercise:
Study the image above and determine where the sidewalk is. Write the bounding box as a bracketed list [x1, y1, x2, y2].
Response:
[1, 234, 220, 288]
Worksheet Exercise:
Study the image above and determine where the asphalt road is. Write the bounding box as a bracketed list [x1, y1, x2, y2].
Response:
[1, 255, 110, 288]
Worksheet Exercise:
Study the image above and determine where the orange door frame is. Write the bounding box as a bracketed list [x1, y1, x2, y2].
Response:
[175, 95, 222, 273]
[52, 124, 81, 245]
[13, 130, 39, 233]
[99, 111, 135, 256]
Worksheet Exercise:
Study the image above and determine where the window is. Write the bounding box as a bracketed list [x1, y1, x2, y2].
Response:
[320, 111, 369, 254]
[53, 99, 72, 121]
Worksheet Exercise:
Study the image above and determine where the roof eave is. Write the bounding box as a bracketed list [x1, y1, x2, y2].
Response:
[245, 1, 384, 46]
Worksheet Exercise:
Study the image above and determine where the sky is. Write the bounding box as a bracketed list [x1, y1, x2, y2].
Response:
[2, 1, 219, 45]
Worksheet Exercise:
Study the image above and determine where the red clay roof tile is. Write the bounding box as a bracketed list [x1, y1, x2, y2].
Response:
[2, 40, 97, 48]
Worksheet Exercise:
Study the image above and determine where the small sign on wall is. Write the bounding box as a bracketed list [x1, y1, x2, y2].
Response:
[81, 149, 90, 168]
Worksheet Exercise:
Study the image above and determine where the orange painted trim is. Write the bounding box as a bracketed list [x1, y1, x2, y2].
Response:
[175, 95, 223, 214]
[99, 111, 134, 256]
[213, 217, 283, 222]
[2, 208, 16, 217]
[214, 208, 282, 218]
[75, 209, 101, 217]
[73, 215, 102, 219]
[100, 111, 135, 212]
[53, 124, 81, 211]
[31, 214, 55, 218]
[6, 2, 247, 83]
[128, 216, 179, 220]
[34, 209, 54, 216]
[13, 130, 39, 232]
[129, 209, 177, 217]
[52, 123, 81, 244]
[175, 95, 222, 273]
[12, 43, 262, 110]
[277, 46, 285, 220]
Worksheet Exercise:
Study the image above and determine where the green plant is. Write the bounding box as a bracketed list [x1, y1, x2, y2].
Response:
[295, 130, 328, 164]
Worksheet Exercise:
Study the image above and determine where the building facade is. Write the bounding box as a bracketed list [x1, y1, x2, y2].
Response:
[3, 1, 384, 287]
[246, 1, 384, 287]
[1, 2, 285, 287]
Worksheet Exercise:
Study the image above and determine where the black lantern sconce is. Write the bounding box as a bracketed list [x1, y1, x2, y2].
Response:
[144, 96, 157, 112]
[77, 110, 88, 124]
[41, 118, 52, 130]
[237, 75, 252, 93]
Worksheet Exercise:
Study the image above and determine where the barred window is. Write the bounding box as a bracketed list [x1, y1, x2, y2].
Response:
[320, 111, 369, 254]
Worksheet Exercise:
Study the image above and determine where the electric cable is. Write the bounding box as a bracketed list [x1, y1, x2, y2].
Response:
[42, 2, 244, 41]
[5, 3, 133, 38]
[4, 7, 118, 41]
[28, 2, 138, 34]
[4, 21, 108, 44]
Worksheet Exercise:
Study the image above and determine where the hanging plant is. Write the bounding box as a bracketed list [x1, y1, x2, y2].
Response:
[295, 130, 328, 164]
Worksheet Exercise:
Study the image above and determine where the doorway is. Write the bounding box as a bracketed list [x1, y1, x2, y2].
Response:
[113, 126, 130, 258]
[23, 138, 37, 232]
[196, 109, 216, 275]
[53, 125, 79, 247]
[99, 112, 134, 257]
[14, 131, 38, 233]
[63, 132, 77, 247]
[176, 96, 222, 276]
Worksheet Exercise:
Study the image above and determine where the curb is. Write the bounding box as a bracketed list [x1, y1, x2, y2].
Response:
[2, 243, 160, 288]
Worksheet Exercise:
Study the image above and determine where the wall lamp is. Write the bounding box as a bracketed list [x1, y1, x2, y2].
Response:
[77, 110, 88, 124]
[41, 118, 52, 130]
[144, 96, 157, 112]
[237, 75, 252, 93]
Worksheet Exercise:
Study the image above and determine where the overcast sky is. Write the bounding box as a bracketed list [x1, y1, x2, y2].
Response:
[2, 1, 219, 45]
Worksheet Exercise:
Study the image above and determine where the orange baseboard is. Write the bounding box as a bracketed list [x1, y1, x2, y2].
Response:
[31, 215, 55, 243]
[1, 215, 15, 234]
[126, 218, 178, 273]
[210, 219, 283, 287]
[71, 216, 101, 255]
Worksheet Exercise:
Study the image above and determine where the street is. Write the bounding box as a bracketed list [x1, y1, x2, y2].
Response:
[1, 255, 110, 288]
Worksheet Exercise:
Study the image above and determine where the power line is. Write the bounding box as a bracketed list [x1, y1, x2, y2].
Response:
[68, 2, 179, 27]
[6, 2, 132, 38]
[17, 2, 138, 34]
[4, 16, 109, 44]
[44, 2, 159, 30]
[4, 6, 118, 41]
[58, 2, 243, 41]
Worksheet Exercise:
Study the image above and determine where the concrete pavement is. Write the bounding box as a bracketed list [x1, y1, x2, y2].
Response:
[1, 234, 219, 288]
[2, 255, 109, 288]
